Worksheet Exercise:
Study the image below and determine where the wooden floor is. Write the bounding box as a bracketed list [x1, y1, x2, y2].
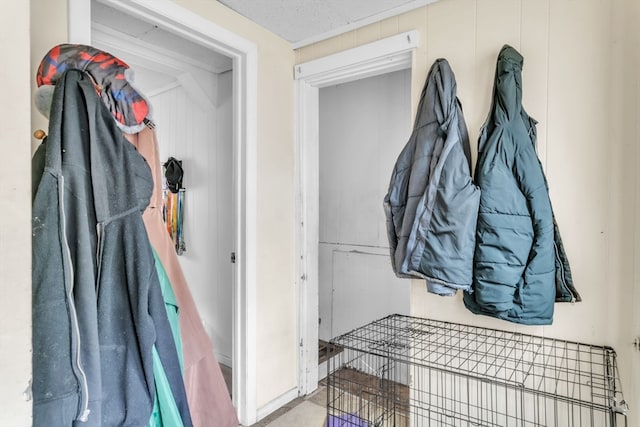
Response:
[318, 339, 343, 364]
[220, 363, 232, 397]
[328, 366, 409, 426]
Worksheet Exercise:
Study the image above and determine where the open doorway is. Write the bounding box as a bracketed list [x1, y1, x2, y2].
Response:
[70, 0, 258, 423]
[317, 69, 412, 378]
[91, 2, 235, 388]
[295, 31, 419, 395]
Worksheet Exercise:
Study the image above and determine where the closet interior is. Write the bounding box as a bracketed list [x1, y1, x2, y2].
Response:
[317, 69, 412, 377]
[91, 0, 236, 392]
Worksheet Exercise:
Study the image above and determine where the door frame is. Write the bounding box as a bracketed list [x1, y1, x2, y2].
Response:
[69, 0, 258, 424]
[294, 31, 419, 395]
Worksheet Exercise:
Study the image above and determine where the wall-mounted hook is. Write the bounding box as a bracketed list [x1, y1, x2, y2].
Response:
[33, 129, 47, 140]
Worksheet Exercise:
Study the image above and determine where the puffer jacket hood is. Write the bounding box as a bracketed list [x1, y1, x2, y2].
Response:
[384, 58, 480, 295]
[464, 45, 580, 325]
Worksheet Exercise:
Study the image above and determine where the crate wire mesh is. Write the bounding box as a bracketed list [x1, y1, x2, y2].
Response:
[326, 314, 628, 427]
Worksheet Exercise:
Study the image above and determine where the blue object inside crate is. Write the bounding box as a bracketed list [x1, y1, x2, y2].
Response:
[326, 413, 368, 427]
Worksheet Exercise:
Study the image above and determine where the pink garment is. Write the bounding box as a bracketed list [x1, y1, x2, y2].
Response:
[127, 128, 238, 427]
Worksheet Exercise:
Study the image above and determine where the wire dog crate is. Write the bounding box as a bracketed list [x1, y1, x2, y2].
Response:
[326, 314, 628, 427]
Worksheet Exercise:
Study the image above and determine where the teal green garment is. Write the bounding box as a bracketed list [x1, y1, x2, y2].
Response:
[464, 45, 580, 325]
[153, 249, 184, 369]
[149, 346, 184, 427]
[149, 250, 186, 427]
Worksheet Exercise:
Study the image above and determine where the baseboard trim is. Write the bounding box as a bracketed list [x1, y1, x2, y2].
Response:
[216, 352, 233, 368]
[256, 387, 299, 422]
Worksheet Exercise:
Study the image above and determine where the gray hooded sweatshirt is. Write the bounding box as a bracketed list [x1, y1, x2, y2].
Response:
[31, 69, 192, 426]
[384, 59, 480, 295]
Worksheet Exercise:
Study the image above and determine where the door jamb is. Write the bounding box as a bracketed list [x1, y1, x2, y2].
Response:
[70, 0, 258, 424]
[294, 30, 419, 395]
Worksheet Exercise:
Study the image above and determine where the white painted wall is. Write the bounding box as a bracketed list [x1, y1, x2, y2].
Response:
[31, 0, 69, 153]
[619, 0, 640, 423]
[172, 1, 298, 410]
[297, 0, 639, 423]
[172, 1, 297, 412]
[150, 75, 235, 367]
[318, 70, 411, 340]
[0, 3, 32, 426]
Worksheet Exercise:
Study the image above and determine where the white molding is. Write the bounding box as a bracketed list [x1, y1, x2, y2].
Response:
[215, 352, 233, 369]
[294, 32, 417, 397]
[295, 30, 418, 87]
[291, 0, 436, 49]
[78, 1, 259, 424]
[238, 42, 259, 427]
[255, 387, 299, 422]
[68, 0, 92, 44]
[295, 80, 320, 397]
[92, 43, 183, 78]
[96, 0, 255, 58]
[92, 23, 228, 75]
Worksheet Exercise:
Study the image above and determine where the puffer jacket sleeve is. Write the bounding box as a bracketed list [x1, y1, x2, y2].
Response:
[385, 59, 480, 294]
[470, 134, 532, 312]
[384, 137, 418, 278]
[512, 125, 556, 301]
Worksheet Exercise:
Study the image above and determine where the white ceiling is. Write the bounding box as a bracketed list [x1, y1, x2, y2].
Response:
[217, 0, 438, 47]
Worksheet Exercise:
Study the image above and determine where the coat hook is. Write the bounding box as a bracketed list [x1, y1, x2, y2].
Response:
[33, 129, 47, 140]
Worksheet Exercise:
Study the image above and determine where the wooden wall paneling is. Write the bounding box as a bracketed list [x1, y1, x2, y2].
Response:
[521, 0, 550, 170]
[426, 0, 478, 159]
[546, 1, 611, 340]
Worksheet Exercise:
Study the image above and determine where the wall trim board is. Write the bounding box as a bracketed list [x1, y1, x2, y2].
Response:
[255, 387, 299, 422]
[294, 79, 320, 397]
[294, 31, 417, 397]
[216, 352, 233, 368]
[72, 1, 259, 424]
[69, 0, 92, 43]
[92, 23, 227, 75]
[291, 0, 436, 49]
[295, 30, 419, 87]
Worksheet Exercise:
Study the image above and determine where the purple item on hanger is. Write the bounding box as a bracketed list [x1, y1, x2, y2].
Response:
[327, 413, 368, 427]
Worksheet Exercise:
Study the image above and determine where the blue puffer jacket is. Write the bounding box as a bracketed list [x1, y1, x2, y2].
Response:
[463, 45, 581, 325]
[384, 59, 480, 295]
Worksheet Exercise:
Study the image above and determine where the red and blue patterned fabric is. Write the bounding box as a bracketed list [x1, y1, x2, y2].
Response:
[37, 44, 149, 132]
